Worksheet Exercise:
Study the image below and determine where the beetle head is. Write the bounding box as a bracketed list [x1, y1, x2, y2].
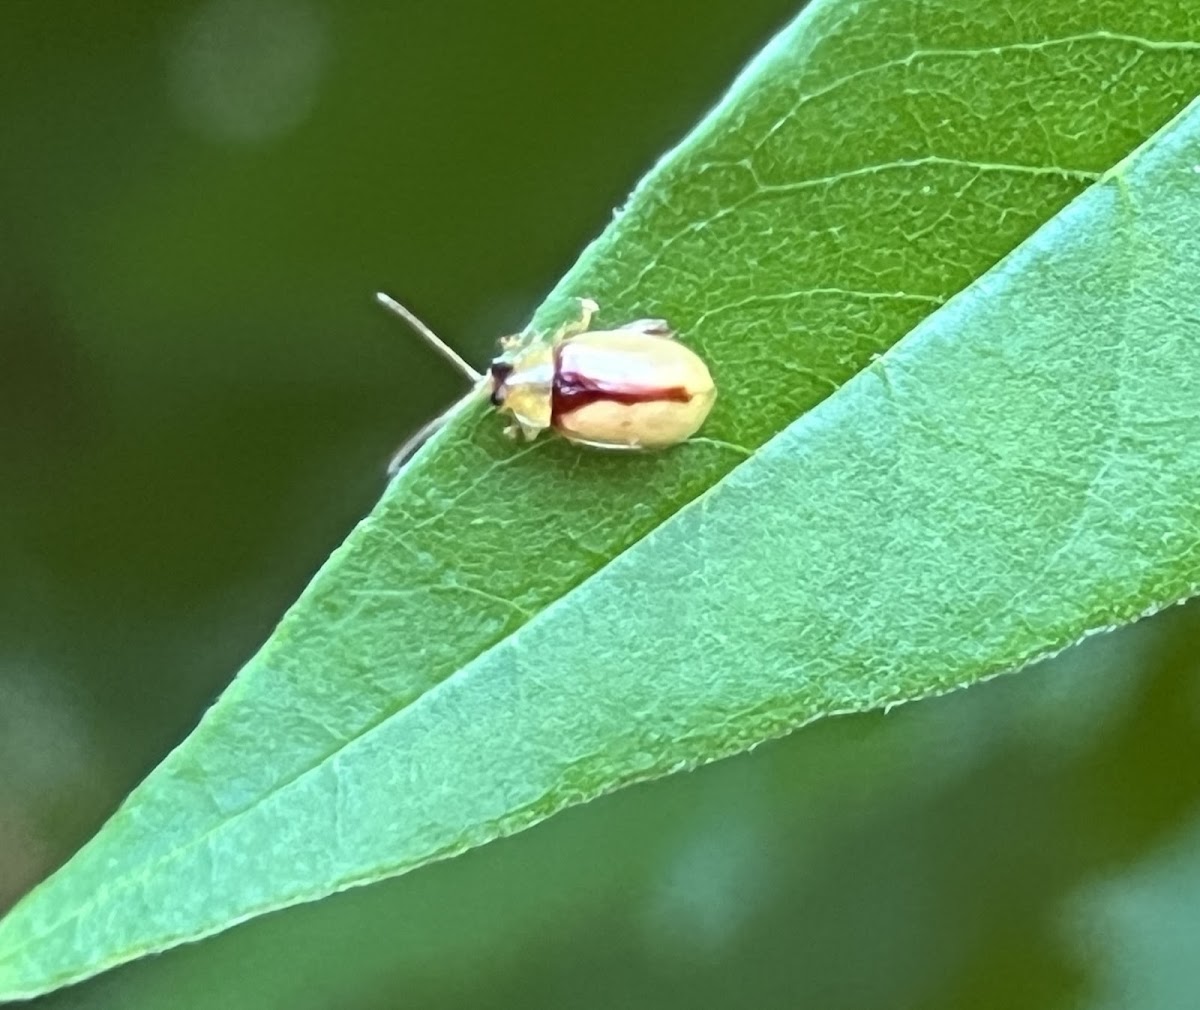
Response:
[488, 360, 513, 406]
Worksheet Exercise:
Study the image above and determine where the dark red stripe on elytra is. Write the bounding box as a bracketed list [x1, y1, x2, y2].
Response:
[551, 369, 691, 425]
[549, 343, 694, 426]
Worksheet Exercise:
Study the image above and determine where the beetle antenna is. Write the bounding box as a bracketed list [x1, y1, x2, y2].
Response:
[386, 391, 476, 476]
[375, 291, 484, 383]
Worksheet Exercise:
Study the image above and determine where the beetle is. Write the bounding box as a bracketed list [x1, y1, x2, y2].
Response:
[376, 293, 716, 472]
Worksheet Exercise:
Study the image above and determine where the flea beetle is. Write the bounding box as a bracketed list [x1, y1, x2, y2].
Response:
[377, 293, 716, 471]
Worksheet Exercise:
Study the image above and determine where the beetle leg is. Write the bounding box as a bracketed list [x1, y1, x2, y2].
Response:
[573, 297, 598, 332]
[502, 421, 542, 442]
[623, 318, 675, 338]
[550, 297, 600, 343]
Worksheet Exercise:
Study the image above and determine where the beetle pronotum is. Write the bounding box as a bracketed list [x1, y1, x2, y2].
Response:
[376, 292, 716, 472]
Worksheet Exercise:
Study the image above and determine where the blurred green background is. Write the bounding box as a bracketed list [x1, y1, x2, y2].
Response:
[3, 1, 1200, 1007]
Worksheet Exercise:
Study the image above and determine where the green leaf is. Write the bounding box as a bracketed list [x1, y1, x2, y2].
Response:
[4, 0, 1200, 998]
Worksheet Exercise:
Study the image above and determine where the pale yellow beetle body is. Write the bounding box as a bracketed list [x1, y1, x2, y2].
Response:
[534, 327, 714, 449]
[377, 294, 716, 470]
